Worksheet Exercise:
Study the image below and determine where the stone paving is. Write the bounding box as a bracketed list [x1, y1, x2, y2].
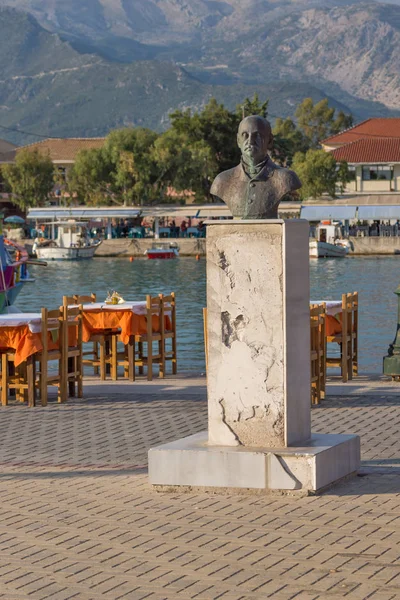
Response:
[0, 374, 399, 599]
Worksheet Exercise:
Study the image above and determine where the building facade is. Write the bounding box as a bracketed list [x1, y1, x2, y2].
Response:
[322, 119, 400, 194]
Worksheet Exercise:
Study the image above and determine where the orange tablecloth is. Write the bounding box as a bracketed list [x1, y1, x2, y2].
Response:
[326, 314, 342, 336]
[311, 301, 343, 337]
[82, 309, 170, 344]
[0, 326, 42, 367]
[0, 325, 77, 367]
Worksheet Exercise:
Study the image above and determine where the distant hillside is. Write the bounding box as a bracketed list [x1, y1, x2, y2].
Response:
[0, 6, 368, 145]
[1, 2, 400, 144]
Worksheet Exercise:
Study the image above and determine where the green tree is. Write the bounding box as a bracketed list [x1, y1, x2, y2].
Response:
[336, 160, 352, 194]
[272, 117, 310, 164]
[2, 149, 54, 210]
[68, 148, 112, 205]
[333, 110, 354, 135]
[292, 149, 350, 199]
[103, 128, 159, 205]
[152, 130, 217, 202]
[170, 98, 239, 172]
[295, 98, 353, 148]
[236, 93, 269, 120]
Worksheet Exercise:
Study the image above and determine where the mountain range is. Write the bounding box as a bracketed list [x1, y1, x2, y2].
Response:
[1, 0, 400, 144]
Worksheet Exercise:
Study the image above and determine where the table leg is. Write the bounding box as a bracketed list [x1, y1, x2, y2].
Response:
[127, 336, 135, 382]
[99, 339, 106, 380]
[68, 356, 75, 397]
[1, 353, 7, 406]
[27, 356, 35, 408]
[111, 335, 117, 381]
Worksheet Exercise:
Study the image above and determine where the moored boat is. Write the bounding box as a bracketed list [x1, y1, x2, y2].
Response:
[309, 221, 350, 258]
[0, 223, 32, 313]
[33, 221, 101, 260]
[309, 240, 350, 258]
[145, 242, 179, 259]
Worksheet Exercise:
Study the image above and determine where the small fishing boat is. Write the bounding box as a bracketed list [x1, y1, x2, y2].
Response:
[145, 242, 179, 259]
[309, 222, 350, 258]
[33, 221, 101, 260]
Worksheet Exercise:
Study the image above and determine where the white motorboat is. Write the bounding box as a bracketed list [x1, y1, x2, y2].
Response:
[33, 221, 101, 260]
[309, 222, 350, 258]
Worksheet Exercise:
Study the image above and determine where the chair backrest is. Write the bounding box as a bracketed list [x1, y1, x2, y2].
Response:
[63, 296, 76, 306]
[62, 301, 83, 349]
[310, 303, 326, 404]
[41, 307, 63, 354]
[73, 293, 96, 304]
[341, 291, 358, 337]
[160, 292, 176, 334]
[145, 294, 163, 336]
[62, 293, 96, 307]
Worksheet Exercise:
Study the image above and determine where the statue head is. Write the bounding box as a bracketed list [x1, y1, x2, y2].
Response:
[237, 115, 273, 166]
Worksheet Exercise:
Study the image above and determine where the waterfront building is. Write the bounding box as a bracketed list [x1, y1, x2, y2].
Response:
[322, 118, 400, 195]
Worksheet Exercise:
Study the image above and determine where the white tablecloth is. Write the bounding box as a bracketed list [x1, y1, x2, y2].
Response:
[0, 313, 42, 333]
[82, 301, 147, 315]
[310, 300, 342, 316]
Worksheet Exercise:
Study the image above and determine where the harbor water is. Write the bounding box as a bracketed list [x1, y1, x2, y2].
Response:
[18, 256, 400, 374]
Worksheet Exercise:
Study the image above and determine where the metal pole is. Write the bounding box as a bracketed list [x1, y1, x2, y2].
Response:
[383, 285, 400, 379]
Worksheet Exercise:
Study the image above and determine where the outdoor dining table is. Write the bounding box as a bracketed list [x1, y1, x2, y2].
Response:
[0, 311, 79, 366]
[81, 301, 170, 343]
[310, 300, 343, 336]
[0, 313, 46, 406]
[0, 313, 44, 367]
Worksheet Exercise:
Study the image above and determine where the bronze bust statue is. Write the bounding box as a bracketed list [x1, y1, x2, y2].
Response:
[210, 115, 301, 219]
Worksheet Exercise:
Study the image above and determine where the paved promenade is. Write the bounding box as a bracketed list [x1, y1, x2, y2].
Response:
[0, 374, 399, 599]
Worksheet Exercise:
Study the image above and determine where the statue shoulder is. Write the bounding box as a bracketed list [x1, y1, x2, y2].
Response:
[211, 165, 241, 197]
[273, 164, 302, 192]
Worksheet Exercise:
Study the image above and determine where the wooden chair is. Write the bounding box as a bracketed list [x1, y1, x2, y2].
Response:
[72, 294, 101, 376]
[135, 295, 165, 381]
[68, 293, 117, 380]
[326, 292, 358, 382]
[159, 293, 177, 377]
[35, 307, 64, 406]
[98, 293, 177, 382]
[310, 303, 326, 405]
[1, 350, 35, 407]
[62, 300, 83, 399]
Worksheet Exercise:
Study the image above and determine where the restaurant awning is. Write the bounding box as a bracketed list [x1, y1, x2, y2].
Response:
[300, 205, 358, 221]
[27, 207, 141, 220]
[139, 206, 203, 217]
[357, 206, 400, 220]
[28, 204, 234, 220]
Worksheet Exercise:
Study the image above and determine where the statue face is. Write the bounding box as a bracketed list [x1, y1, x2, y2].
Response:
[237, 116, 271, 166]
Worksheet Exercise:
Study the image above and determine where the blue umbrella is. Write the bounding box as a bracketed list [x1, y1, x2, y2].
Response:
[4, 215, 25, 224]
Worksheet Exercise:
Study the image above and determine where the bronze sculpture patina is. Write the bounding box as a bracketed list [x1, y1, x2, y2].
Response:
[210, 115, 301, 219]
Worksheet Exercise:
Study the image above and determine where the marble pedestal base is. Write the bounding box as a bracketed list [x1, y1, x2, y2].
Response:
[148, 432, 360, 494]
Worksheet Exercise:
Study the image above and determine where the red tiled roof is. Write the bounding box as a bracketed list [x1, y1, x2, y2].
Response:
[16, 138, 106, 162]
[331, 137, 400, 163]
[322, 119, 400, 146]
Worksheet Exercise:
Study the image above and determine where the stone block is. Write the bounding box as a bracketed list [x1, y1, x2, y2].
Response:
[206, 220, 311, 448]
[148, 431, 361, 493]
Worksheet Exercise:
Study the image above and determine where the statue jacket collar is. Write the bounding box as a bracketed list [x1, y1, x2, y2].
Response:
[240, 156, 276, 182]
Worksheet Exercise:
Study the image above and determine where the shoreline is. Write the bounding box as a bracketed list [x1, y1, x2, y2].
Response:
[22, 236, 400, 256]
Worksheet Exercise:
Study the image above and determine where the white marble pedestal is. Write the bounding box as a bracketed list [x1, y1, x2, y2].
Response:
[148, 220, 360, 493]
